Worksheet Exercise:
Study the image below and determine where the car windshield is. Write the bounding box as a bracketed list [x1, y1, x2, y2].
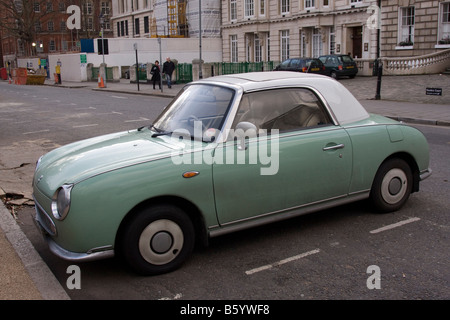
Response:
[152, 84, 235, 142]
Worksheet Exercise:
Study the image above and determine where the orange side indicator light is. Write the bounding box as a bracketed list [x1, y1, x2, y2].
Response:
[182, 171, 200, 178]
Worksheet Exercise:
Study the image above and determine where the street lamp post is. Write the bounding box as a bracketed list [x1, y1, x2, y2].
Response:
[100, 15, 107, 87]
[198, 0, 203, 79]
[375, 0, 382, 100]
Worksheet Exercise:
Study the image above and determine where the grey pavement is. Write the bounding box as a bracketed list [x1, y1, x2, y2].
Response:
[0, 73, 449, 300]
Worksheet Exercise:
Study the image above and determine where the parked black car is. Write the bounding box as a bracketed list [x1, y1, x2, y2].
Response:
[274, 58, 326, 75]
[318, 54, 358, 79]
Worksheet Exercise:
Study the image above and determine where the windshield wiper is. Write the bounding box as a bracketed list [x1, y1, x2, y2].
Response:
[151, 131, 173, 137]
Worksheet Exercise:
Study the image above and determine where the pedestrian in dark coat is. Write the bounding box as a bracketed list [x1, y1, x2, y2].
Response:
[150, 60, 161, 90]
[162, 57, 175, 88]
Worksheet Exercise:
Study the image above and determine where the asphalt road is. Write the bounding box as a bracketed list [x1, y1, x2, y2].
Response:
[1, 83, 449, 300]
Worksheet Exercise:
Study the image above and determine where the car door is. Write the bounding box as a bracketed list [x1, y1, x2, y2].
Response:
[212, 88, 353, 225]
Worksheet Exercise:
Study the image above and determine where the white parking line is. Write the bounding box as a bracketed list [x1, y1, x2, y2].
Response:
[23, 129, 50, 135]
[125, 117, 150, 122]
[369, 217, 421, 234]
[72, 124, 99, 128]
[245, 249, 320, 275]
[111, 95, 128, 99]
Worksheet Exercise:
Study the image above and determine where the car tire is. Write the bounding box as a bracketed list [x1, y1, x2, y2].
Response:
[331, 71, 338, 79]
[120, 204, 195, 275]
[370, 158, 413, 213]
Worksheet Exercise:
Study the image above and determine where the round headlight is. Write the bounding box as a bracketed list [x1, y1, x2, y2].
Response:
[51, 184, 73, 220]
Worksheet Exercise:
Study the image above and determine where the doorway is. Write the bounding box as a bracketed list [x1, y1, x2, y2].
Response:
[352, 26, 362, 58]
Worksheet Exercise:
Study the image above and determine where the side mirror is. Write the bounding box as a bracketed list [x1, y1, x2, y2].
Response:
[235, 122, 257, 150]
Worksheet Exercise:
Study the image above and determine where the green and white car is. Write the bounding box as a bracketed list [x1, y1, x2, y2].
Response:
[33, 72, 431, 275]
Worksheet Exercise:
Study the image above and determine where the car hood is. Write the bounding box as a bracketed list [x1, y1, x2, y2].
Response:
[34, 128, 193, 197]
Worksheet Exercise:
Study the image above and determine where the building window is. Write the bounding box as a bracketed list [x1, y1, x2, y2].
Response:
[35, 21, 41, 32]
[231, 35, 238, 62]
[439, 2, 450, 44]
[300, 31, 307, 57]
[125, 20, 129, 36]
[230, 0, 237, 20]
[323, 0, 329, 7]
[85, 1, 93, 15]
[135, 18, 140, 35]
[245, 0, 254, 17]
[60, 20, 66, 31]
[399, 6, 415, 45]
[305, 0, 315, 9]
[260, 0, 265, 16]
[254, 35, 262, 62]
[49, 40, 56, 52]
[101, 2, 110, 15]
[34, 2, 40, 12]
[47, 21, 54, 31]
[329, 26, 335, 54]
[46, 2, 53, 12]
[281, 0, 290, 14]
[312, 28, 323, 57]
[144, 16, 150, 34]
[281, 30, 289, 61]
[59, 2, 65, 12]
[119, 0, 124, 14]
[87, 17, 93, 30]
[14, 0, 23, 13]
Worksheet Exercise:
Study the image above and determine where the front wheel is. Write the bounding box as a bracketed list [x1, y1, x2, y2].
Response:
[370, 158, 413, 213]
[120, 204, 195, 275]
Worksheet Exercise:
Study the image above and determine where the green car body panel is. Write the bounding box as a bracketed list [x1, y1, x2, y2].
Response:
[32, 72, 431, 271]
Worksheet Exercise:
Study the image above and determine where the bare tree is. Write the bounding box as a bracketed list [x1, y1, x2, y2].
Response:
[0, 0, 67, 55]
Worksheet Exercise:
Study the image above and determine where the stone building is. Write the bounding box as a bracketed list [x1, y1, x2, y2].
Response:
[380, 0, 450, 57]
[221, 0, 380, 63]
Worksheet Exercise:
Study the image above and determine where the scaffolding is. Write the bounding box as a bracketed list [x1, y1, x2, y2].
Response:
[152, 0, 219, 38]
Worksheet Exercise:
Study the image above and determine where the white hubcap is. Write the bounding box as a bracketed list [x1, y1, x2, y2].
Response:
[381, 168, 408, 205]
[139, 219, 184, 265]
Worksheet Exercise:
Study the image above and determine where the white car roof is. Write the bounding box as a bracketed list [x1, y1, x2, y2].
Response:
[198, 71, 369, 125]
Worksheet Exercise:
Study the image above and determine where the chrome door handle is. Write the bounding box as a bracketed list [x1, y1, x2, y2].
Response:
[323, 143, 345, 151]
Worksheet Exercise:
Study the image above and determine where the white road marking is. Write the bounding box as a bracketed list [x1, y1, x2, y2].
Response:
[125, 117, 150, 122]
[111, 95, 128, 99]
[370, 217, 421, 234]
[245, 249, 321, 275]
[72, 124, 98, 128]
[23, 129, 50, 135]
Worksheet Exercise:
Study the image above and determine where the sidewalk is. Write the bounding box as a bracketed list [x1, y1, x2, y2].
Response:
[0, 73, 449, 300]
[45, 74, 450, 125]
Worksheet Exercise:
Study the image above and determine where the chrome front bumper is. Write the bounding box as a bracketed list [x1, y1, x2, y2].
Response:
[420, 168, 432, 181]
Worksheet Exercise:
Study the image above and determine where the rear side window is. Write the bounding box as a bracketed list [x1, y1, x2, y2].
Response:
[341, 55, 354, 63]
[232, 88, 333, 133]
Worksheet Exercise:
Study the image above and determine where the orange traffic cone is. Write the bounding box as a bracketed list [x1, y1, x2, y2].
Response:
[98, 74, 105, 88]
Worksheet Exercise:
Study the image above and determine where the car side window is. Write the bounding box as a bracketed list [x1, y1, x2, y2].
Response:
[280, 59, 291, 68]
[232, 88, 332, 133]
[290, 59, 301, 68]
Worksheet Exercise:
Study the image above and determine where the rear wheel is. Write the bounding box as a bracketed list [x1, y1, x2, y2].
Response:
[370, 158, 413, 213]
[120, 204, 195, 275]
